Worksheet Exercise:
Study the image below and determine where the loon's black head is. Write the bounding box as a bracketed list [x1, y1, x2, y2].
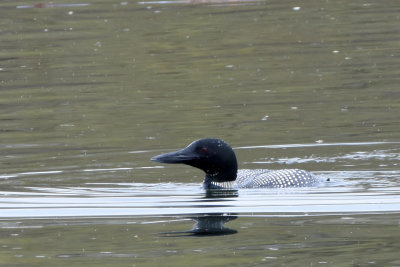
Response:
[151, 138, 238, 186]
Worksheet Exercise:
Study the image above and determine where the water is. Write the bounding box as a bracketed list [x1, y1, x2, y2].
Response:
[1, 0, 400, 266]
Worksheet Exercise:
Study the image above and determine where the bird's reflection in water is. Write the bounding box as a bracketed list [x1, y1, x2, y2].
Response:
[204, 189, 239, 199]
[159, 189, 238, 236]
[160, 213, 238, 237]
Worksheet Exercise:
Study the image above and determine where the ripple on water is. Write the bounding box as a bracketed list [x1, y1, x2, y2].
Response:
[1, 142, 399, 218]
[1, 170, 399, 218]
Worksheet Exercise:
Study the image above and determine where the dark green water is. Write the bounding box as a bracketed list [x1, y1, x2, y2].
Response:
[1, 214, 399, 266]
[1, 0, 400, 266]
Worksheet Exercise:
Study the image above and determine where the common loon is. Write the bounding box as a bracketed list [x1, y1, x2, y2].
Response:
[151, 138, 321, 189]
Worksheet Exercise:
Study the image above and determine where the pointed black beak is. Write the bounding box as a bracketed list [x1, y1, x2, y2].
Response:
[151, 149, 199, 164]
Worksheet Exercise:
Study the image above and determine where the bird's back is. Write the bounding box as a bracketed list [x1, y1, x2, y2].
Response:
[236, 169, 319, 188]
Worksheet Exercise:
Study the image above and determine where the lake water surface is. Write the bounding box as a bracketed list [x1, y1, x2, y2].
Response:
[1, 0, 400, 266]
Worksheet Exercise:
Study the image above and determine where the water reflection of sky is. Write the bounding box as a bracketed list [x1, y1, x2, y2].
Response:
[1, 174, 399, 218]
[1, 141, 400, 218]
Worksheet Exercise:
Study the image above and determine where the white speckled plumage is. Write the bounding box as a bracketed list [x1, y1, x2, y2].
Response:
[236, 169, 318, 188]
[210, 169, 319, 189]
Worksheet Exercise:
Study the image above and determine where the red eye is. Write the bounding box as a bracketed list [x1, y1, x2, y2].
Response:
[200, 147, 208, 153]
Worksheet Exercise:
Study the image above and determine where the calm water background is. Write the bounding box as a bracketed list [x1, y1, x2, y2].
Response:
[1, 0, 400, 266]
